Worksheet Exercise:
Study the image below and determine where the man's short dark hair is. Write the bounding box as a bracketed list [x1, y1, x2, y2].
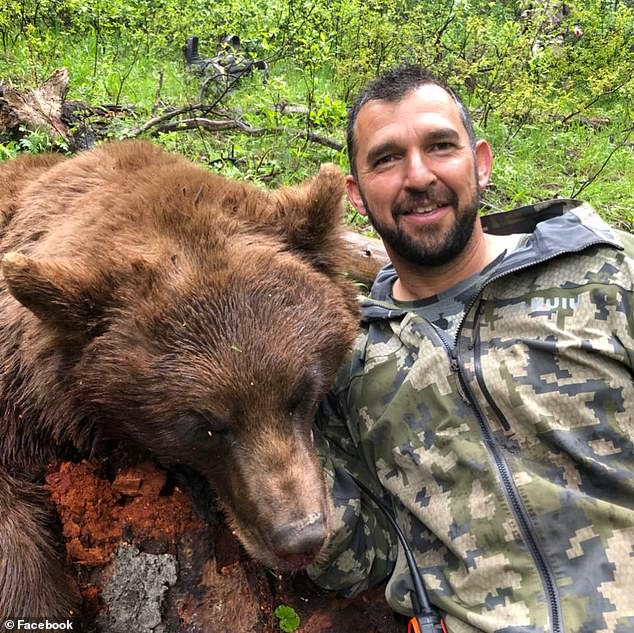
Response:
[346, 64, 476, 175]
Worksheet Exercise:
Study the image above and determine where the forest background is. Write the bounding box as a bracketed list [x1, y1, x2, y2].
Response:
[0, 0, 632, 231]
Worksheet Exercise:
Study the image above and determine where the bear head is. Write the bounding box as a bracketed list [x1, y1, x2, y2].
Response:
[1, 154, 358, 570]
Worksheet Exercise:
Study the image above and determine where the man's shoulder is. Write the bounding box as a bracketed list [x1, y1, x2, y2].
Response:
[331, 326, 372, 391]
[483, 199, 623, 248]
[613, 227, 634, 255]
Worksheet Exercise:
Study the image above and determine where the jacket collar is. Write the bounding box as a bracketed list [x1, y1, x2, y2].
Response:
[361, 199, 623, 322]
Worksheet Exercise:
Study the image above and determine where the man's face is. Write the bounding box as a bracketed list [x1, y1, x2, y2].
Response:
[347, 84, 492, 268]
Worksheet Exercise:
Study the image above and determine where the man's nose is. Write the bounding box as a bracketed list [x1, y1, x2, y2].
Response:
[404, 152, 436, 190]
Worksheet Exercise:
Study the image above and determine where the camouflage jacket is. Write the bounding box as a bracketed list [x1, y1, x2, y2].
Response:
[308, 200, 634, 633]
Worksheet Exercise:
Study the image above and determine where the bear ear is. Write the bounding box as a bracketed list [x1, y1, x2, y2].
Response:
[1, 252, 118, 334]
[272, 163, 347, 270]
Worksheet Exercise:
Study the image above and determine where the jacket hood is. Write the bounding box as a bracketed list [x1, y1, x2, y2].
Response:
[361, 199, 623, 323]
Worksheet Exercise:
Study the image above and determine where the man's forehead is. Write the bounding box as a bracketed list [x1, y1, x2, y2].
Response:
[354, 84, 464, 144]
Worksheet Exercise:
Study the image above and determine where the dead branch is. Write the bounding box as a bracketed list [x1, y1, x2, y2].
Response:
[151, 117, 263, 135]
[272, 103, 311, 115]
[128, 104, 204, 136]
[140, 114, 343, 151]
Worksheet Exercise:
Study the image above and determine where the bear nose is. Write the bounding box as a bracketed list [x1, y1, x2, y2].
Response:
[270, 512, 327, 558]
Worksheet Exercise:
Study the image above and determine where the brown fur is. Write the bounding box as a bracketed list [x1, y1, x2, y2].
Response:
[0, 141, 358, 617]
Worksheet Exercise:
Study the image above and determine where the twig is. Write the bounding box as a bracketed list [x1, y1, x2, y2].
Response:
[153, 118, 266, 134]
[114, 45, 141, 107]
[199, 73, 243, 109]
[561, 77, 633, 125]
[570, 125, 634, 199]
[127, 103, 213, 136]
[151, 71, 164, 116]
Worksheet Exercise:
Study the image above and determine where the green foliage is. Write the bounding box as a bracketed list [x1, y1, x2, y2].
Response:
[0, 141, 19, 160]
[0, 0, 631, 227]
[274, 604, 301, 632]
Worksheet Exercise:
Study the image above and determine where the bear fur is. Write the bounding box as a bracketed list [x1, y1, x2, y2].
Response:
[0, 141, 358, 618]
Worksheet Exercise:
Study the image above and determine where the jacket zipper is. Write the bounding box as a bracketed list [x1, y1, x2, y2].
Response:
[471, 339, 563, 633]
[470, 305, 511, 432]
[444, 340, 563, 633]
[431, 245, 616, 633]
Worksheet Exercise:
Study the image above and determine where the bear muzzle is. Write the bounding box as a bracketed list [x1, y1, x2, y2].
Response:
[268, 511, 328, 570]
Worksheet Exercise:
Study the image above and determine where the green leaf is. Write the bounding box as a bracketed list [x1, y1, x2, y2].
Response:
[274, 604, 301, 632]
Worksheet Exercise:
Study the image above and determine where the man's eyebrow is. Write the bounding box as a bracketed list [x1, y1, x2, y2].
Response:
[426, 128, 461, 143]
[365, 142, 400, 166]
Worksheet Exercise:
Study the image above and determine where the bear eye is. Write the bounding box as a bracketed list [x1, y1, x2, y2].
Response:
[288, 392, 306, 417]
[178, 410, 231, 438]
[287, 370, 321, 418]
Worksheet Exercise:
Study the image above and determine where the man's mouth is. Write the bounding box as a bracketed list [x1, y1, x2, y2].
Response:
[397, 202, 450, 218]
[406, 204, 444, 215]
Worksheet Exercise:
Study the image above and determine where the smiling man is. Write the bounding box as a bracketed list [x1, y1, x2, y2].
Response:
[308, 65, 634, 633]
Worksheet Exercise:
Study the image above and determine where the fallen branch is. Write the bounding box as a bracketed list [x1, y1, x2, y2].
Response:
[141, 115, 343, 151]
[271, 103, 310, 116]
[150, 116, 263, 135]
[127, 102, 221, 136]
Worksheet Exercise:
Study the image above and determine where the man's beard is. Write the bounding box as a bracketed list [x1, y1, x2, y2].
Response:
[361, 185, 480, 268]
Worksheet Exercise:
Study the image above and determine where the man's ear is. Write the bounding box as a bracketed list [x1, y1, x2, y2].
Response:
[474, 140, 493, 190]
[345, 175, 368, 217]
[1, 253, 148, 335]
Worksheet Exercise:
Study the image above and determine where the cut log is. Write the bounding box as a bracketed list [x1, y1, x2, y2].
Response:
[341, 229, 389, 286]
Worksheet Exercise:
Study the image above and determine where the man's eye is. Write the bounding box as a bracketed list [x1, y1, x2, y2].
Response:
[430, 142, 454, 152]
[373, 154, 398, 167]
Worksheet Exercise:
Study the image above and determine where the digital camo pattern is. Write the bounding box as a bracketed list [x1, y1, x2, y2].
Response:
[308, 201, 634, 633]
[385, 249, 511, 347]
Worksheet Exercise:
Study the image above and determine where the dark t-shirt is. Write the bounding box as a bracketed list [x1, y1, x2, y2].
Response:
[390, 236, 527, 348]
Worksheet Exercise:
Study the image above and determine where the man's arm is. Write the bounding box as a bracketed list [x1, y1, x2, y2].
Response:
[307, 390, 399, 595]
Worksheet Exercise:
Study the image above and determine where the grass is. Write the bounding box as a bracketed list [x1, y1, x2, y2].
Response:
[481, 113, 634, 231]
[1, 29, 632, 231]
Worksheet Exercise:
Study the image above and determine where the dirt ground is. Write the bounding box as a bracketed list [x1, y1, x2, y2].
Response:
[45, 459, 404, 633]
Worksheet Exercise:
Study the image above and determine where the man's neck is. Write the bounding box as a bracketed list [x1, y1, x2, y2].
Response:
[389, 227, 509, 301]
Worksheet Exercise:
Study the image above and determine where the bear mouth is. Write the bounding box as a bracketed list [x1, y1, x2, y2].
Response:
[273, 552, 320, 572]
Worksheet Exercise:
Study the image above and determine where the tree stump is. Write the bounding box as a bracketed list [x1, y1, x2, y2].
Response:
[0, 68, 71, 142]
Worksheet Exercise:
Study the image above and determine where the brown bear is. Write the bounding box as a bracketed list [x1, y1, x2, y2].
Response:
[0, 141, 358, 618]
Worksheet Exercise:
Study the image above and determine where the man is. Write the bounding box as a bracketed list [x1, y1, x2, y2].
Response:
[307, 64, 634, 633]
